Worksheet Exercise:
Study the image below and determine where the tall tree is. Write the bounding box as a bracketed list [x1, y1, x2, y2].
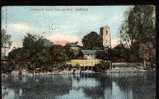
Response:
[51, 45, 69, 64]
[23, 33, 37, 50]
[82, 31, 103, 50]
[1, 29, 12, 48]
[120, 5, 155, 62]
[9, 33, 53, 67]
[120, 5, 155, 48]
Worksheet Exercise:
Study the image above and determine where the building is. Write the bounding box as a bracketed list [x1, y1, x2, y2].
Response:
[67, 26, 112, 68]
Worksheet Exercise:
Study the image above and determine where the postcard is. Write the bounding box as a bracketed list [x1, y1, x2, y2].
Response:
[1, 6, 156, 99]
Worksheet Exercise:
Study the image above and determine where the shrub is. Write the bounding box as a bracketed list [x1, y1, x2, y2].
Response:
[94, 61, 110, 72]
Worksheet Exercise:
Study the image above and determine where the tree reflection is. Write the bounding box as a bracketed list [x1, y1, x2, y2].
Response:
[110, 73, 156, 99]
[2, 72, 155, 99]
[2, 75, 72, 99]
[80, 74, 112, 99]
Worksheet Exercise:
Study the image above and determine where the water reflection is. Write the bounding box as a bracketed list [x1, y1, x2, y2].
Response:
[2, 72, 156, 99]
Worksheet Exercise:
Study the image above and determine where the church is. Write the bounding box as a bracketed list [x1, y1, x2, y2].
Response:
[67, 26, 111, 67]
[81, 26, 111, 60]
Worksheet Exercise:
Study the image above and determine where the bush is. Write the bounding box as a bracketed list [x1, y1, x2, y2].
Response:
[94, 61, 110, 72]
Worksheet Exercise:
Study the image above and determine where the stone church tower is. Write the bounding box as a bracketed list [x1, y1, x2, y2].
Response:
[100, 26, 112, 68]
[100, 26, 111, 48]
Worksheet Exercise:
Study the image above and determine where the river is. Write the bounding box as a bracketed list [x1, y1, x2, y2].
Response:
[2, 71, 156, 99]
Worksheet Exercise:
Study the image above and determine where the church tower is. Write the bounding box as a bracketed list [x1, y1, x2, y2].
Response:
[100, 26, 111, 48]
[100, 26, 112, 68]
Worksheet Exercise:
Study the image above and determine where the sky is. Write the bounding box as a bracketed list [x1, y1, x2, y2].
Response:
[1, 6, 133, 49]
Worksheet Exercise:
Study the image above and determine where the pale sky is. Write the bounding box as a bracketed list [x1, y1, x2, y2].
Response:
[1, 6, 133, 49]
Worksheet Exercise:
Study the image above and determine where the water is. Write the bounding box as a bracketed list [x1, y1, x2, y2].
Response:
[2, 72, 156, 99]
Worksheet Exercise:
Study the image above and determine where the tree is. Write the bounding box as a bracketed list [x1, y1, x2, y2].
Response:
[82, 31, 103, 50]
[120, 5, 155, 62]
[24, 34, 52, 67]
[1, 29, 12, 48]
[64, 42, 83, 59]
[120, 5, 155, 47]
[51, 45, 69, 64]
[8, 33, 53, 70]
[23, 33, 37, 49]
[63, 43, 75, 59]
[1, 29, 12, 59]
[94, 61, 110, 72]
[111, 44, 130, 62]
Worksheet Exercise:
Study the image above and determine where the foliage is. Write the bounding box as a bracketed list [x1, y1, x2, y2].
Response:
[1, 29, 12, 48]
[8, 33, 53, 70]
[111, 44, 129, 62]
[96, 49, 111, 60]
[51, 45, 69, 64]
[82, 31, 103, 50]
[94, 61, 110, 72]
[64, 43, 84, 59]
[1, 29, 12, 59]
[120, 5, 155, 48]
[111, 44, 143, 62]
[119, 5, 155, 62]
[1, 62, 15, 73]
[63, 43, 75, 59]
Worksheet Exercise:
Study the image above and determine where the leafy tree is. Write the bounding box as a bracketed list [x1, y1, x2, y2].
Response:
[1, 29, 12, 72]
[64, 42, 83, 59]
[1, 29, 12, 48]
[8, 48, 27, 60]
[63, 43, 75, 59]
[111, 44, 130, 62]
[120, 5, 155, 62]
[8, 33, 53, 70]
[51, 45, 69, 64]
[82, 31, 103, 50]
[94, 61, 110, 72]
[23, 33, 37, 49]
[1, 29, 12, 59]
[120, 5, 155, 48]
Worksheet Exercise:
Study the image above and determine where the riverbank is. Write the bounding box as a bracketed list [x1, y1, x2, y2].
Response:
[1, 67, 155, 79]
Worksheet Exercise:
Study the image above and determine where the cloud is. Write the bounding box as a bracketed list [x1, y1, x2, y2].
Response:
[110, 14, 124, 25]
[47, 34, 81, 46]
[48, 33, 119, 48]
[7, 22, 32, 34]
[111, 38, 120, 48]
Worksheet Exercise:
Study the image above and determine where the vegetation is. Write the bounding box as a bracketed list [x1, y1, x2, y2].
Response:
[1, 29, 12, 48]
[51, 45, 69, 64]
[8, 33, 53, 70]
[119, 5, 155, 63]
[1, 29, 12, 73]
[2, 5, 156, 73]
[94, 61, 110, 72]
[82, 31, 103, 50]
[7, 33, 83, 72]
[1, 29, 12, 59]
[120, 5, 155, 48]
